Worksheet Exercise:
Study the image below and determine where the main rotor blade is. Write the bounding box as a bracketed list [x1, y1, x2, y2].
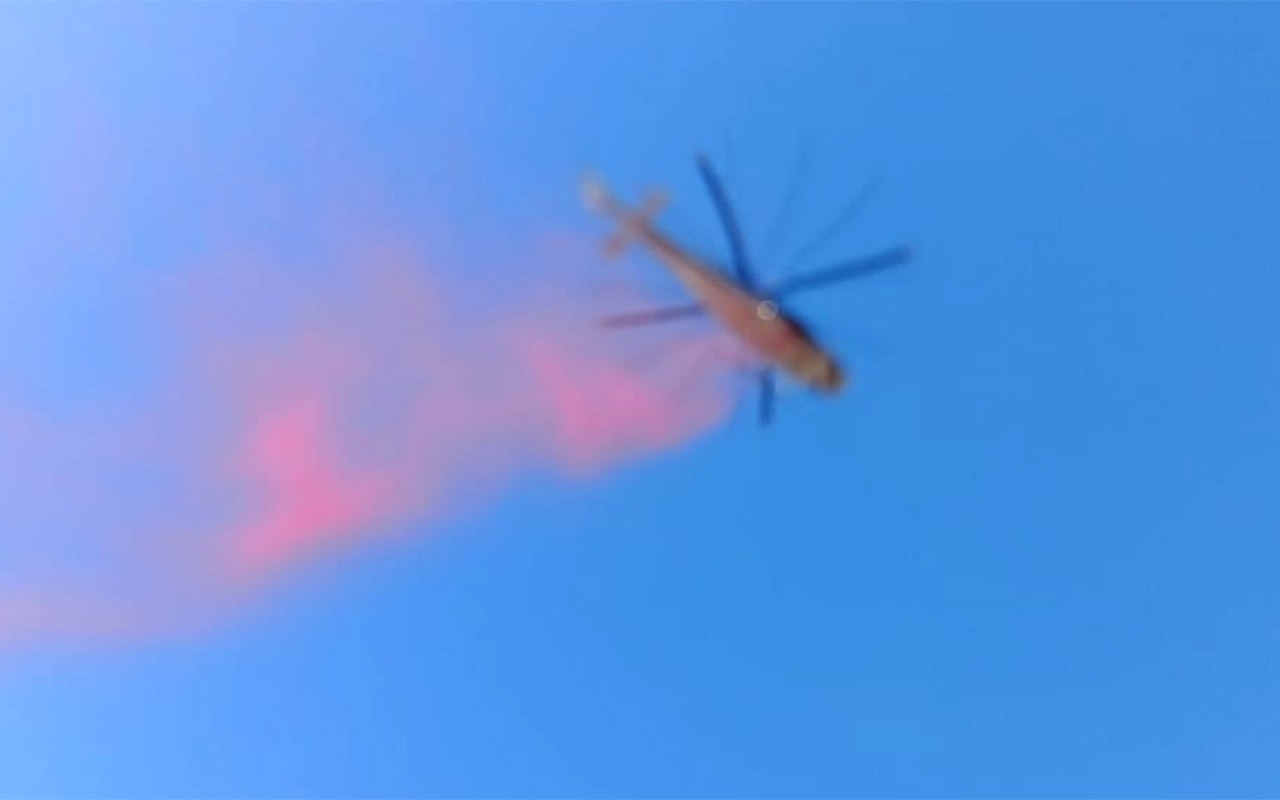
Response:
[771, 245, 913, 297]
[598, 303, 707, 328]
[759, 369, 776, 427]
[762, 137, 813, 265]
[695, 152, 756, 291]
[782, 179, 880, 274]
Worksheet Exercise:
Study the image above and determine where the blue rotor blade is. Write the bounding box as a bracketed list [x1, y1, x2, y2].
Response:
[771, 245, 913, 297]
[695, 152, 756, 291]
[759, 369, 776, 427]
[598, 303, 707, 328]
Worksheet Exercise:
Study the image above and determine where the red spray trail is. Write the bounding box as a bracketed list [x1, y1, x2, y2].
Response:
[0, 228, 735, 648]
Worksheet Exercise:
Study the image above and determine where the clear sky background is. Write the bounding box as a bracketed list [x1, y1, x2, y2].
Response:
[2, 4, 1279, 797]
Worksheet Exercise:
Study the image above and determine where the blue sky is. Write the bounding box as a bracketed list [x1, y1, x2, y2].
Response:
[2, 4, 1279, 797]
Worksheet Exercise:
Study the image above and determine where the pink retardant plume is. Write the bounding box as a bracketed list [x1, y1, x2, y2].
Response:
[0, 228, 734, 648]
[223, 394, 405, 580]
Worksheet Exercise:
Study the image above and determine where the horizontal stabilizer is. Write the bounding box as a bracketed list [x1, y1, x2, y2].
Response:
[595, 188, 669, 258]
[603, 230, 631, 259]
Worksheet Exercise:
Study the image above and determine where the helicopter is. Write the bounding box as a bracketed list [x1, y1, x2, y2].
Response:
[581, 152, 911, 425]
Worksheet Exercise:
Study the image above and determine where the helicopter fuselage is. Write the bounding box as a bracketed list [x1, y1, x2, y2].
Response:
[601, 200, 845, 394]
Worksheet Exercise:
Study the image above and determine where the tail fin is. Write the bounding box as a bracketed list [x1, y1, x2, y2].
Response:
[580, 173, 614, 213]
[585, 178, 669, 258]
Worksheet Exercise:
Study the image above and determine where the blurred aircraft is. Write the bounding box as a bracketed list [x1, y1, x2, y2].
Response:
[581, 153, 911, 425]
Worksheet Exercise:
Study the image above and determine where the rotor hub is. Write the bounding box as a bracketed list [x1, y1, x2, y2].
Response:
[756, 300, 779, 321]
